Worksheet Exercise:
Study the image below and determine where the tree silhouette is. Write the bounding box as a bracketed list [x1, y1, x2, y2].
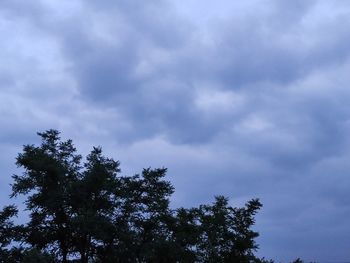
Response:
[0, 205, 18, 260]
[196, 196, 262, 262]
[12, 130, 81, 262]
[2, 130, 269, 262]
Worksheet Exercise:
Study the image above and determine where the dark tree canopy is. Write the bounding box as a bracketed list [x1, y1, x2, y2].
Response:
[0, 130, 271, 262]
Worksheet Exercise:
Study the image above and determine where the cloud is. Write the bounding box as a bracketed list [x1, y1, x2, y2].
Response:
[1, 0, 350, 261]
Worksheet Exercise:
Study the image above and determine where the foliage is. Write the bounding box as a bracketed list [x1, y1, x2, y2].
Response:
[0, 205, 19, 261]
[1, 130, 267, 262]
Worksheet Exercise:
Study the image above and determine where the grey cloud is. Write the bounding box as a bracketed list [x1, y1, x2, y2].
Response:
[2, 0, 350, 261]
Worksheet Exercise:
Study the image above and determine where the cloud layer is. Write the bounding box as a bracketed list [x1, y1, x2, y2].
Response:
[1, 0, 350, 261]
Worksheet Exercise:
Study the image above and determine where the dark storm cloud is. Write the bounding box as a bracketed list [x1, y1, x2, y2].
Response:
[29, 0, 205, 142]
[1, 0, 350, 261]
[205, 8, 350, 89]
[45, 0, 350, 148]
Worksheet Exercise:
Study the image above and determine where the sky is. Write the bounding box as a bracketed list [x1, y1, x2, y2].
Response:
[1, 0, 350, 261]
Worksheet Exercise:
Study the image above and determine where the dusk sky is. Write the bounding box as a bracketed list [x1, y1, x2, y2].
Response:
[1, 1, 350, 262]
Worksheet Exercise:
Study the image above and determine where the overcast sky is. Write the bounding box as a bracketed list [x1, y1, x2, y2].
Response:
[1, 0, 350, 261]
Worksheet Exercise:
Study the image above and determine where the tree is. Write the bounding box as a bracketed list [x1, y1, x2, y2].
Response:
[0, 205, 18, 261]
[0, 207, 54, 263]
[70, 147, 120, 262]
[11, 130, 82, 262]
[94, 168, 176, 262]
[132, 168, 175, 262]
[195, 196, 262, 263]
[4, 129, 268, 262]
[171, 207, 201, 261]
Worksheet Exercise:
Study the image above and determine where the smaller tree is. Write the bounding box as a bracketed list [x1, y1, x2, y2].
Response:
[70, 147, 120, 262]
[171, 207, 201, 261]
[0, 205, 18, 260]
[196, 196, 262, 263]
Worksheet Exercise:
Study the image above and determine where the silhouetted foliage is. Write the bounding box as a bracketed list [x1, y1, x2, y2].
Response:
[0, 205, 19, 261]
[1, 130, 270, 262]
